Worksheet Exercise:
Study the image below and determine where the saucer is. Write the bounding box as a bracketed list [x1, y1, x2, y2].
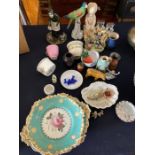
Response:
[115, 101, 135, 123]
[60, 70, 83, 90]
[44, 84, 55, 95]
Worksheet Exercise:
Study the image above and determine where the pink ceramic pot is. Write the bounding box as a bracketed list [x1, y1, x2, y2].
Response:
[46, 45, 59, 60]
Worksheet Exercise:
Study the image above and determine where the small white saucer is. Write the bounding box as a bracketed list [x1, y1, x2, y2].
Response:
[60, 70, 83, 90]
[43, 84, 55, 95]
[115, 101, 135, 123]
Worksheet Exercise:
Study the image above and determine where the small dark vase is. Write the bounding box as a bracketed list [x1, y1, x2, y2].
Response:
[109, 52, 121, 70]
[63, 53, 75, 67]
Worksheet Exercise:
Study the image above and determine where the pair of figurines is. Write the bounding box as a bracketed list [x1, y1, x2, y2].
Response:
[72, 2, 98, 40]
[47, 9, 67, 44]
[65, 2, 99, 40]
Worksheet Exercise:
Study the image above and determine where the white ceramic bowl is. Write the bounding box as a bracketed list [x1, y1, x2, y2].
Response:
[81, 51, 99, 67]
[67, 41, 83, 58]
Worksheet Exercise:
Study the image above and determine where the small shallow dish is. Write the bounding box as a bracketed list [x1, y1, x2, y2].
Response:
[60, 70, 83, 90]
[81, 51, 99, 67]
[81, 81, 119, 109]
[20, 93, 91, 155]
[115, 100, 135, 123]
[44, 84, 55, 95]
[67, 41, 83, 58]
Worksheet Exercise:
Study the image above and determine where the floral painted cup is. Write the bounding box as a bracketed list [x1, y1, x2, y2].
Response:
[46, 45, 59, 60]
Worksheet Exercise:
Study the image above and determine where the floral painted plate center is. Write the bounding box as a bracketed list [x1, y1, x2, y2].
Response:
[42, 108, 71, 139]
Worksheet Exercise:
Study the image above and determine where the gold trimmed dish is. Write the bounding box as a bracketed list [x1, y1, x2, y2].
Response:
[20, 93, 91, 155]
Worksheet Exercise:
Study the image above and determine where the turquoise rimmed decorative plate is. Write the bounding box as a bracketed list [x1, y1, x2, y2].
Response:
[20, 93, 90, 155]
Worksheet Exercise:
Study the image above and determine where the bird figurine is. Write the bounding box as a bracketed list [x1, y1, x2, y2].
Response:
[64, 2, 87, 29]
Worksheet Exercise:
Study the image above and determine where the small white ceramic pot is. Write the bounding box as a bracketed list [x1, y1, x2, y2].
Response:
[67, 41, 83, 58]
[36, 57, 56, 76]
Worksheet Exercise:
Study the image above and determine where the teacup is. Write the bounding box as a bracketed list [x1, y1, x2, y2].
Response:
[96, 56, 112, 71]
[67, 41, 83, 59]
[37, 57, 56, 76]
[46, 45, 59, 60]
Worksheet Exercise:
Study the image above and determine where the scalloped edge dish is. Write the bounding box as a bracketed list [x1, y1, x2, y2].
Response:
[20, 93, 91, 155]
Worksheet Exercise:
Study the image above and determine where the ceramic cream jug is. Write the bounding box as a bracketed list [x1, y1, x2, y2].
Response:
[96, 56, 111, 71]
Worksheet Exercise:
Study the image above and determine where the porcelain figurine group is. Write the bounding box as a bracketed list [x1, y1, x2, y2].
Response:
[36, 2, 123, 96]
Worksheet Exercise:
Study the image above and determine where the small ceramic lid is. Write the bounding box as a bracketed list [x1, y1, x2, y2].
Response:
[115, 101, 135, 123]
[44, 84, 55, 95]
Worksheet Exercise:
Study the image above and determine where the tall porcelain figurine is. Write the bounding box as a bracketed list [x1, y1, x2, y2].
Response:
[46, 9, 67, 44]
[84, 2, 106, 52]
[85, 2, 98, 30]
[64, 2, 87, 40]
